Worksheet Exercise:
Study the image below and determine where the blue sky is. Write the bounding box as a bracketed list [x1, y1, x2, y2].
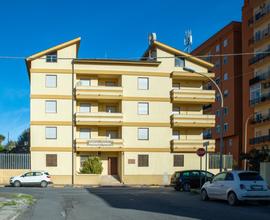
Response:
[0, 0, 243, 141]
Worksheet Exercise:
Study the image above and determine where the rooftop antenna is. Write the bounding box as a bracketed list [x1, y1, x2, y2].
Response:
[184, 29, 193, 53]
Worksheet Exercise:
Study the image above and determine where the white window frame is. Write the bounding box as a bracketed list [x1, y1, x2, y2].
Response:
[80, 128, 91, 139]
[80, 79, 91, 86]
[173, 130, 180, 140]
[45, 75, 57, 88]
[45, 100, 57, 113]
[45, 127, 57, 139]
[138, 102, 149, 115]
[138, 128, 149, 140]
[224, 73, 228, 80]
[80, 103, 91, 113]
[223, 39, 228, 47]
[224, 123, 229, 132]
[215, 44, 220, 52]
[138, 77, 149, 90]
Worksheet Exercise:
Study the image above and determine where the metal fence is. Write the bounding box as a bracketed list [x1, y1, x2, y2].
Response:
[209, 154, 233, 169]
[0, 153, 30, 169]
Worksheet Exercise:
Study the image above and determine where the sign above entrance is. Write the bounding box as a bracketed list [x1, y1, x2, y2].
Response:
[88, 140, 113, 146]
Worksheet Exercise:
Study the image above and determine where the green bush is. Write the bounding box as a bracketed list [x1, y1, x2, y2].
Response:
[80, 156, 103, 174]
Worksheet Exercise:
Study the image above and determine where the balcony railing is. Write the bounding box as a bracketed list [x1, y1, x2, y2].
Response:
[250, 92, 270, 106]
[251, 112, 270, 124]
[248, 5, 270, 26]
[75, 112, 123, 126]
[250, 135, 270, 145]
[249, 48, 270, 66]
[171, 114, 215, 128]
[76, 85, 123, 100]
[171, 89, 215, 104]
[249, 69, 270, 85]
[171, 139, 215, 152]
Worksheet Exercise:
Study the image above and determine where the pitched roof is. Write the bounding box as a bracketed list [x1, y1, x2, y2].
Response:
[143, 40, 214, 69]
[26, 37, 81, 62]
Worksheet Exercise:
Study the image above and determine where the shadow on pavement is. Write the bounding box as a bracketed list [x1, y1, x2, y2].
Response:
[85, 187, 270, 219]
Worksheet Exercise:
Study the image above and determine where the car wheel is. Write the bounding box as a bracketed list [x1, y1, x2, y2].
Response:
[13, 181, 21, 187]
[40, 181, 48, 188]
[183, 183, 191, 192]
[201, 189, 209, 201]
[227, 192, 239, 206]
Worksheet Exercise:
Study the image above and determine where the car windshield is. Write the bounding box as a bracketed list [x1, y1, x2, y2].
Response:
[238, 172, 263, 181]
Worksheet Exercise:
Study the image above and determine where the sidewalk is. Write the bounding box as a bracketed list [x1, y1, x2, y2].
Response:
[0, 193, 34, 220]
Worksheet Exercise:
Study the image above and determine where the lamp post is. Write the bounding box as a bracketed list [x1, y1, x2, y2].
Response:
[188, 69, 224, 172]
[244, 114, 253, 170]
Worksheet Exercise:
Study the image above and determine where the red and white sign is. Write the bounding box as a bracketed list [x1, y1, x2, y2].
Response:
[196, 148, 206, 157]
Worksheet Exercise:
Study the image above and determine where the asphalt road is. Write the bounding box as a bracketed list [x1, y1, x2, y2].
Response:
[0, 187, 269, 220]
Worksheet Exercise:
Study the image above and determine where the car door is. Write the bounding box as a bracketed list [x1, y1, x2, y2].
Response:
[206, 172, 227, 199]
[190, 171, 200, 188]
[21, 172, 35, 185]
[33, 172, 43, 185]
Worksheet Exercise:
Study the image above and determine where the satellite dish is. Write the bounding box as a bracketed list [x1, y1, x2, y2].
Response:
[148, 33, 157, 44]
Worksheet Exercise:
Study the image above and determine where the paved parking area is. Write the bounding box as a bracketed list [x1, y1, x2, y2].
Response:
[0, 186, 269, 220]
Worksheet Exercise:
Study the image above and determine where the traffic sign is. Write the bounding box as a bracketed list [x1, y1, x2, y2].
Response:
[197, 148, 206, 157]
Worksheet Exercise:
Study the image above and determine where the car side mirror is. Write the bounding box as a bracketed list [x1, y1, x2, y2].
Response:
[21, 175, 25, 177]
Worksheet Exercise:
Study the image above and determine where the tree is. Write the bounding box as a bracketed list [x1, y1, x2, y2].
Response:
[80, 157, 103, 174]
[8, 128, 30, 153]
[241, 146, 270, 171]
[0, 134, 5, 145]
[5, 141, 16, 151]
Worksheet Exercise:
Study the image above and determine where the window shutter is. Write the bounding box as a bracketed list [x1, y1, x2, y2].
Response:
[174, 155, 184, 167]
[138, 155, 149, 167]
[46, 154, 57, 167]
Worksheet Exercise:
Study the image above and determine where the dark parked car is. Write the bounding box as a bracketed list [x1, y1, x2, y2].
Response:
[171, 170, 214, 191]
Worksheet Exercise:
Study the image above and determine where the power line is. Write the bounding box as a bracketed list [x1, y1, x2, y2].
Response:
[0, 51, 269, 61]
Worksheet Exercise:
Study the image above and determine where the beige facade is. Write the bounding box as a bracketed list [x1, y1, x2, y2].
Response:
[26, 37, 217, 185]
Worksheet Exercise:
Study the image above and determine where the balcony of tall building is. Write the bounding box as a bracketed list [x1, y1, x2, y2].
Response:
[75, 77, 123, 100]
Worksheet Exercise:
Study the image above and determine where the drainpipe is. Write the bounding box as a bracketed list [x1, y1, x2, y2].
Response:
[71, 60, 75, 186]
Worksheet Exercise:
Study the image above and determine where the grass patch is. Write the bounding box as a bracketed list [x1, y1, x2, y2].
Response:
[0, 200, 17, 207]
[15, 194, 35, 205]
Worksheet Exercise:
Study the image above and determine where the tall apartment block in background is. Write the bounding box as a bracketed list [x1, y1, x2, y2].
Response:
[192, 22, 243, 167]
[26, 37, 220, 185]
[243, 0, 270, 160]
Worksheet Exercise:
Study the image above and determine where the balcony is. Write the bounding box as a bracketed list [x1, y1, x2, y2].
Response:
[171, 139, 215, 152]
[249, 69, 270, 86]
[203, 133, 212, 139]
[171, 71, 214, 81]
[75, 112, 123, 126]
[76, 138, 124, 151]
[249, 48, 270, 66]
[76, 86, 123, 100]
[171, 114, 215, 128]
[171, 89, 215, 104]
[249, 26, 270, 46]
[251, 113, 270, 125]
[250, 92, 270, 106]
[250, 135, 270, 145]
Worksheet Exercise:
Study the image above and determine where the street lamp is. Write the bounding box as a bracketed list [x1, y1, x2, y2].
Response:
[184, 68, 224, 172]
[244, 114, 253, 170]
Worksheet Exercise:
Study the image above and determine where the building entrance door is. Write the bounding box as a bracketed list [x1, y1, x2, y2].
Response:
[108, 157, 118, 175]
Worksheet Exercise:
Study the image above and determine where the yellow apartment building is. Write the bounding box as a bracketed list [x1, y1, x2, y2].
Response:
[26, 36, 217, 185]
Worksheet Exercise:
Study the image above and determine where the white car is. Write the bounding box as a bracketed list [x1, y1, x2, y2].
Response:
[201, 171, 270, 206]
[10, 171, 52, 187]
